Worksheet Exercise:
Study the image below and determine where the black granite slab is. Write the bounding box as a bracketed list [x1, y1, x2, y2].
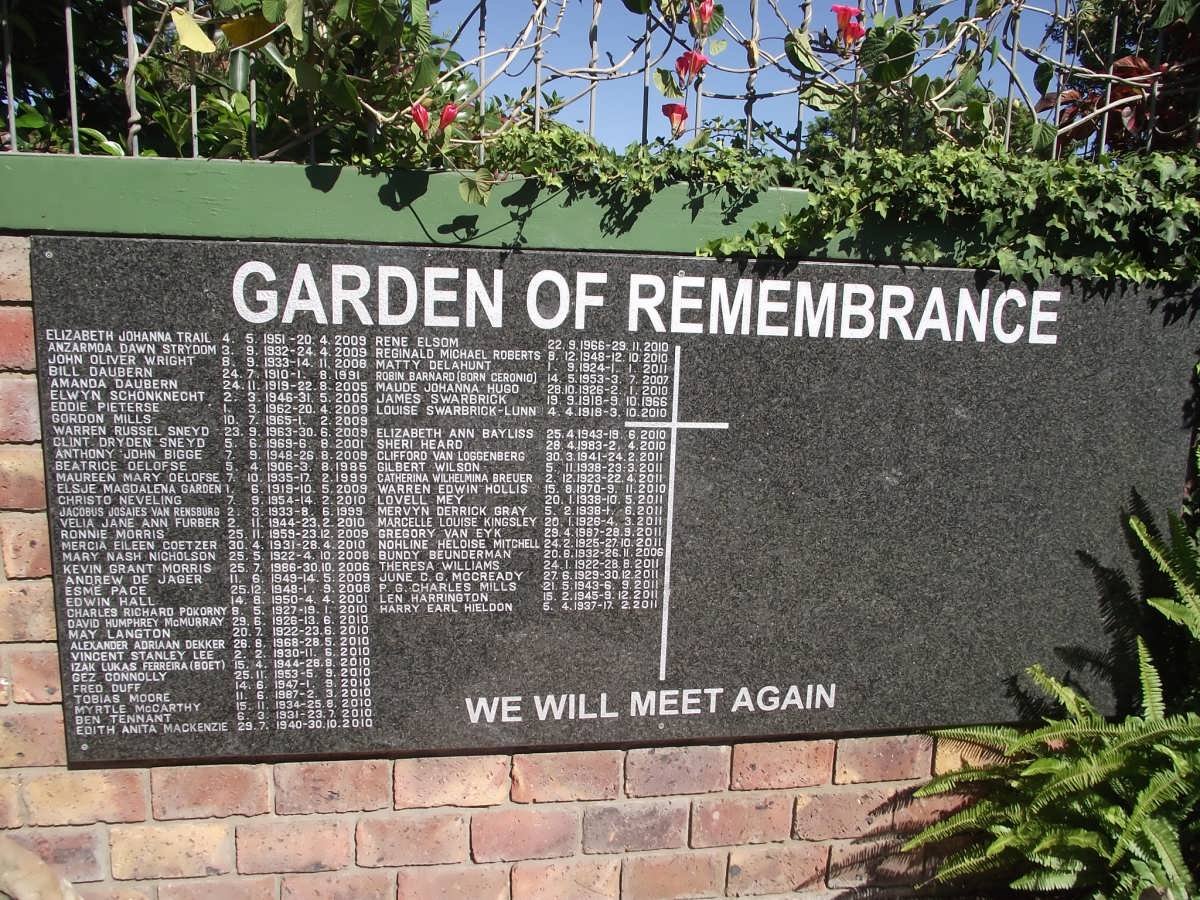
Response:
[29, 235, 1197, 766]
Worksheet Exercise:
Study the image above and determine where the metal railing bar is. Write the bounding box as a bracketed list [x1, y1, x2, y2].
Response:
[1097, 13, 1118, 156]
[587, 0, 601, 136]
[478, 0, 486, 163]
[122, 0, 141, 156]
[249, 56, 257, 159]
[2, 0, 16, 152]
[189, 0, 199, 158]
[64, 1, 80, 154]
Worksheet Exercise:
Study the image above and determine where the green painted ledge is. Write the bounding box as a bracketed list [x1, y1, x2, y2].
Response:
[0, 154, 811, 255]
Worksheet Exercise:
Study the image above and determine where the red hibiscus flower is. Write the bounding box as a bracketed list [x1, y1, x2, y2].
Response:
[831, 4, 861, 29]
[410, 102, 430, 135]
[689, 0, 714, 28]
[662, 102, 688, 137]
[675, 49, 709, 85]
[844, 19, 867, 42]
[438, 103, 460, 132]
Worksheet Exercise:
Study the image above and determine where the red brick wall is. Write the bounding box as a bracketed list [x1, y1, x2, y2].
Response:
[0, 236, 964, 899]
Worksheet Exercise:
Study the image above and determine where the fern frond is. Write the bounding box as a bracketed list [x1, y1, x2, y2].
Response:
[1006, 720, 1122, 755]
[1028, 756, 1128, 811]
[1026, 664, 1100, 720]
[1009, 868, 1081, 891]
[925, 843, 1016, 884]
[901, 798, 1014, 850]
[1131, 515, 1200, 618]
[1111, 752, 1196, 865]
[1135, 637, 1165, 719]
[914, 766, 1010, 796]
[932, 725, 1023, 753]
[1146, 596, 1200, 642]
[1141, 815, 1195, 894]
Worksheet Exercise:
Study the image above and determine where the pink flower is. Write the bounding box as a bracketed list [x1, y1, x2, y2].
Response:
[410, 102, 430, 134]
[831, 4, 861, 29]
[689, 0, 714, 28]
[438, 103, 460, 132]
[844, 19, 867, 42]
[675, 49, 709, 85]
[662, 102, 688, 137]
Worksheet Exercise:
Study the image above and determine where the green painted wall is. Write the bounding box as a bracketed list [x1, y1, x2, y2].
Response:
[0, 155, 811, 254]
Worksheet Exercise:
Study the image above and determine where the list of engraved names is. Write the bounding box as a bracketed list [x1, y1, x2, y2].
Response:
[43, 328, 674, 740]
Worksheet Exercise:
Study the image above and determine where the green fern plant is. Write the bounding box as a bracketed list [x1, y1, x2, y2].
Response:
[903, 512, 1200, 898]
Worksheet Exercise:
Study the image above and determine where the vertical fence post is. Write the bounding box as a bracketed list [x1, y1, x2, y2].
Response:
[64, 1, 80, 153]
[1050, 0, 1067, 159]
[121, 0, 141, 156]
[2, 0, 17, 151]
[478, 0, 486, 163]
[1096, 14, 1118, 157]
[533, 3, 545, 132]
[188, 0, 199, 157]
[640, 10, 651, 143]
[1003, 5, 1020, 151]
[588, 0, 601, 136]
[248, 54, 258, 158]
[744, 0, 760, 143]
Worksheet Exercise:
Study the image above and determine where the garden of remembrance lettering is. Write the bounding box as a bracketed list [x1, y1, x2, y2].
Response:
[33, 237, 1194, 765]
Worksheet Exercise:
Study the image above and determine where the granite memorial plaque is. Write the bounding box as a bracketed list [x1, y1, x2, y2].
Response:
[30, 235, 1196, 765]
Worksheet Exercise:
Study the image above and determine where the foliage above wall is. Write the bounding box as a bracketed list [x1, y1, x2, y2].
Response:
[481, 125, 1200, 286]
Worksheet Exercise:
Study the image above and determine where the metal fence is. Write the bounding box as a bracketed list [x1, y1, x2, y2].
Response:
[0, 0, 1191, 162]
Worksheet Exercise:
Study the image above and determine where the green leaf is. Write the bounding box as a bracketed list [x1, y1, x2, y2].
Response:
[976, 0, 1000, 17]
[707, 38, 728, 56]
[296, 59, 322, 91]
[171, 8, 217, 54]
[860, 28, 918, 83]
[260, 41, 296, 83]
[410, 0, 432, 52]
[799, 80, 843, 111]
[326, 70, 359, 111]
[654, 68, 684, 99]
[13, 109, 46, 129]
[260, 0, 286, 22]
[284, 0, 304, 39]
[1034, 61, 1054, 95]
[228, 49, 251, 93]
[657, 0, 683, 22]
[458, 170, 492, 206]
[411, 56, 438, 92]
[784, 29, 821, 75]
[1154, 0, 1198, 27]
[621, 0, 651, 12]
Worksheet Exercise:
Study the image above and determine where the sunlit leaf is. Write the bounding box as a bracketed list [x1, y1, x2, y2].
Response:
[784, 29, 821, 74]
[171, 8, 217, 53]
[654, 68, 683, 99]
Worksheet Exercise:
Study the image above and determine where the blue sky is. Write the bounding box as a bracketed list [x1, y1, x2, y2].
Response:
[428, 1, 1055, 151]
[429, 1, 850, 149]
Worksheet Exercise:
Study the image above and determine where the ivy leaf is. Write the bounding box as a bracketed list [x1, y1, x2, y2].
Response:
[621, 0, 651, 12]
[784, 29, 821, 74]
[458, 170, 492, 206]
[170, 8, 217, 53]
[1030, 119, 1057, 157]
[654, 68, 684, 99]
[1034, 61, 1054, 95]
